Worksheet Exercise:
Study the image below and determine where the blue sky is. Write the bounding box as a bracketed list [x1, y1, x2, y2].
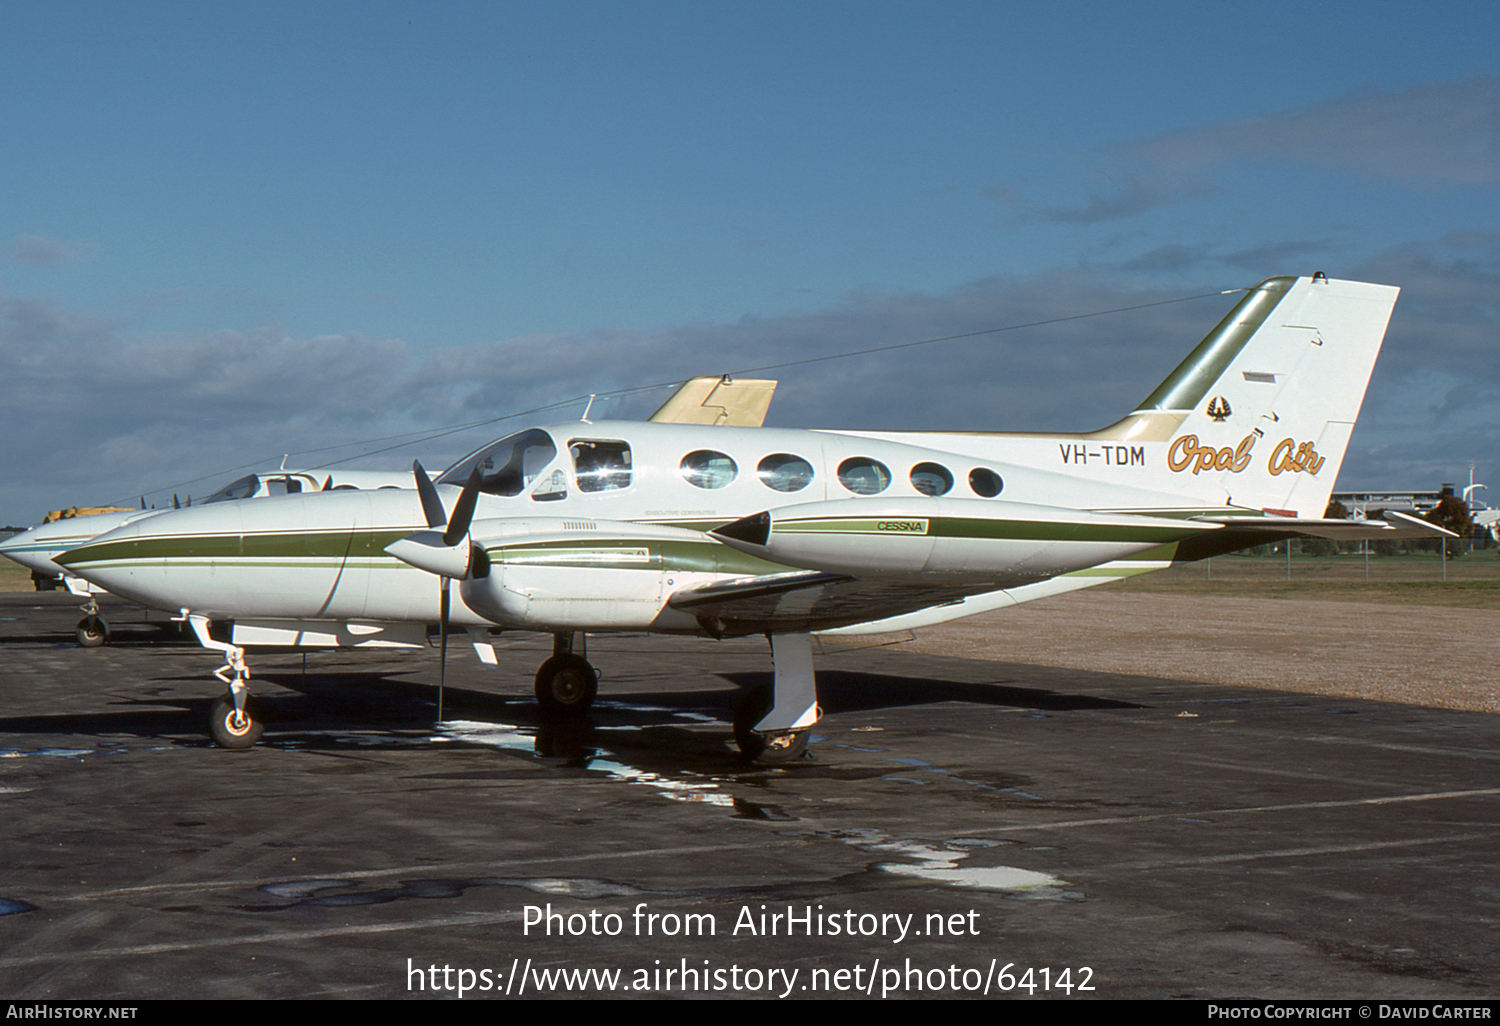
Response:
[3, 1, 1498, 524]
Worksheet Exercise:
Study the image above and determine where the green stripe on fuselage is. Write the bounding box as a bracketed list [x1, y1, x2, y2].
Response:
[56, 528, 419, 569]
[487, 537, 791, 576]
[775, 515, 1194, 545]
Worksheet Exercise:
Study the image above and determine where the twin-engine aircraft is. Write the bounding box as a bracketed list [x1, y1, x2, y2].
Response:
[57, 275, 1445, 760]
[1, 377, 772, 645]
[0, 468, 430, 645]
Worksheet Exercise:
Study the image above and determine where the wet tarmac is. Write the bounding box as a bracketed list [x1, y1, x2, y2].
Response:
[1, 591, 1497, 999]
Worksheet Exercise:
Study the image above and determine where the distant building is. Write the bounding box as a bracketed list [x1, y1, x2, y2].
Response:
[1333, 485, 1498, 542]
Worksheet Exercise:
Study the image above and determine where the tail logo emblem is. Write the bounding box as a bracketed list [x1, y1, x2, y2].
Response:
[1206, 397, 1232, 422]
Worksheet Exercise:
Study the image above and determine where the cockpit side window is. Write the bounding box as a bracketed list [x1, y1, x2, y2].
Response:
[571, 440, 632, 493]
[532, 469, 567, 502]
[439, 429, 558, 496]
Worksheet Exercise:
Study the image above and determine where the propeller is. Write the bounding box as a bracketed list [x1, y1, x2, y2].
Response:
[385, 460, 483, 724]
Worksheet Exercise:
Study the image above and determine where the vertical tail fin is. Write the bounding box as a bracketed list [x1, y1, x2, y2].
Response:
[1095, 275, 1399, 517]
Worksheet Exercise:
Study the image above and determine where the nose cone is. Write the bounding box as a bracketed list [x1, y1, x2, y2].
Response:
[55, 505, 232, 609]
[0, 512, 138, 576]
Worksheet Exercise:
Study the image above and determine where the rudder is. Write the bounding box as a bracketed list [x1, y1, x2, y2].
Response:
[1096, 275, 1399, 517]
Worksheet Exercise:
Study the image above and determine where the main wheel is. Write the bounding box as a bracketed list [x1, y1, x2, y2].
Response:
[733, 684, 810, 763]
[534, 654, 598, 716]
[76, 616, 109, 648]
[208, 694, 264, 750]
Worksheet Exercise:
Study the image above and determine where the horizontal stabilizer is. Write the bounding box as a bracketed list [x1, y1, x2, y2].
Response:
[1192, 510, 1457, 540]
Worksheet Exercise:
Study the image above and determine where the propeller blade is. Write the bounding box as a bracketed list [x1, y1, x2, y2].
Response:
[443, 468, 483, 547]
[437, 578, 449, 723]
[413, 460, 447, 529]
[384, 465, 482, 579]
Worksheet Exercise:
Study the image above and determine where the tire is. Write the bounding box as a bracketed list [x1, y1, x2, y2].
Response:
[76, 616, 108, 648]
[208, 694, 264, 750]
[733, 683, 810, 763]
[534, 654, 598, 716]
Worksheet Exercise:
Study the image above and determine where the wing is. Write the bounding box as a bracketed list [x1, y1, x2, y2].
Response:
[667, 569, 1007, 637]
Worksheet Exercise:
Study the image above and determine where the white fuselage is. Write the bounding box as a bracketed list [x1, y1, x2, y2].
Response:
[58, 420, 1212, 636]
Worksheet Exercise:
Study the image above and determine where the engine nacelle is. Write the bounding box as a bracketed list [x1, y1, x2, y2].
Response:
[456, 518, 721, 631]
[711, 497, 1213, 580]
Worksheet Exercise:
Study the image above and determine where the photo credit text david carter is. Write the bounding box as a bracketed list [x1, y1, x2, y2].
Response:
[404, 901, 1095, 997]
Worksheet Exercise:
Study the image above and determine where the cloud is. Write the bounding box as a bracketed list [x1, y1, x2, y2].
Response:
[996, 78, 1500, 227]
[993, 171, 1222, 226]
[1122, 78, 1500, 184]
[0, 271, 1241, 522]
[4, 248, 1496, 522]
[8, 235, 95, 267]
[1334, 233, 1500, 488]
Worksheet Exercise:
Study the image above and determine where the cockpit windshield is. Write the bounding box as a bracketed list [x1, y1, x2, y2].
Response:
[438, 429, 559, 496]
[203, 474, 261, 503]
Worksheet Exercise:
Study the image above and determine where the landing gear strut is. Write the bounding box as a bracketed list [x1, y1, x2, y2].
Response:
[535, 632, 598, 716]
[733, 633, 820, 763]
[181, 613, 266, 750]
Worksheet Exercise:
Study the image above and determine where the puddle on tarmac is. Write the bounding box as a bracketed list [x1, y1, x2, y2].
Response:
[246, 875, 640, 912]
[816, 828, 1075, 897]
[435, 720, 740, 808]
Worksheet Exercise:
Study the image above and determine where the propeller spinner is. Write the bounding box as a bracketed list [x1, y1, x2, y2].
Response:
[384, 461, 483, 579]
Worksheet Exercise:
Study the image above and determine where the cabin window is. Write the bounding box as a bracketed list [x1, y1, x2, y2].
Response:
[757, 453, 814, 493]
[837, 457, 891, 495]
[910, 462, 953, 496]
[571, 440, 632, 492]
[440, 428, 558, 496]
[969, 468, 1004, 497]
[680, 450, 737, 490]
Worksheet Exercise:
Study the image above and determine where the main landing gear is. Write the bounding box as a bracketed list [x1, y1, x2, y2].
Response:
[535, 633, 599, 716]
[731, 633, 820, 764]
[175, 617, 822, 763]
[531, 632, 821, 763]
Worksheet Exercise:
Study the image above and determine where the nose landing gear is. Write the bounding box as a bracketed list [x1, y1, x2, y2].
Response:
[75, 597, 109, 648]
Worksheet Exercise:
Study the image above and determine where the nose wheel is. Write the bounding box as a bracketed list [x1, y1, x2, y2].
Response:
[75, 597, 109, 647]
[180, 612, 267, 749]
[76, 615, 109, 648]
[208, 693, 264, 750]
